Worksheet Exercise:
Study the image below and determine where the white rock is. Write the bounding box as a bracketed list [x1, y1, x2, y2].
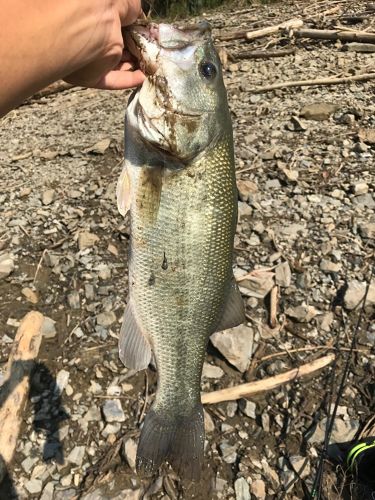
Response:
[275, 261, 291, 287]
[96, 311, 116, 327]
[25, 479, 43, 494]
[344, 280, 375, 310]
[78, 231, 99, 251]
[67, 445, 85, 466]
[204, 409, 215, 433]
[0, 253, 15, 279]
[238, 273, 274, 299]
[239, 399, 256, 419]
[210, 324, 254, 372]
[234, 477, 251, 500]
[55, 369, 70, 394]
[102, 399, 125, 422]
[42, 189, 55, 205]
[124, 438, 137, 469]
[40, 482, 55, 500]
[41, 316, 57, 339]
[202, 362, 224, 379]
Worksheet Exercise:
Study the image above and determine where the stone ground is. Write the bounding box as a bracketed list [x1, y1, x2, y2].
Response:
[0, 0, 374, 499]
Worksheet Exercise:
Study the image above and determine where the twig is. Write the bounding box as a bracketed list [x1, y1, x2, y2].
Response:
[269, 285, 279, 328]
[294, 27, 375, 43]
[234, 48, 295, 60]
[201, 354, 334, 404]
[0, 312, 44, 482]
[246, 18, 303, 41]
[33, 249, 48, 285]
[248, 72, 375, 93]
[260, 345, 371, 362]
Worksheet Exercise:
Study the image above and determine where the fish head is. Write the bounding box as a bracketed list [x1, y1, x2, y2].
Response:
[126, 21, 230, 162]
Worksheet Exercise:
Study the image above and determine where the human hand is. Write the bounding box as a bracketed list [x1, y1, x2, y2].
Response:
[64, 0, 145, 90]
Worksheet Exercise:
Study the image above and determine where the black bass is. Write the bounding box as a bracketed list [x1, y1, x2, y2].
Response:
[117, 21, 245, 479]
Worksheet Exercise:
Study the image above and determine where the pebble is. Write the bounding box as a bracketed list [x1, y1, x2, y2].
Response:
[21, 286, 39, 304]
[67, 291, 80, 309]
[21, 456, 39, 473]
[250, 479, 266, 499]
[102, 399, 125, 422]
[344, 280, 375, 309]
[358, 222, 375, 239]
[123, 438, 137, 469]
[238, 273, 274, 299]
[41, 316, 57, 339]
[320, 259, 341, 273]
[219, 441, 238, 464]
[239, 399, 256, 419]
[275, 261, 291, 287]
[285, 304, 319, 322]
[0, 253, 15, 279]
[25, 478, 43, 494]
[202, 362, 224, 379]
[204, 409, 215, 433]
[300, 102, 338, 121]
[289, 455, 310, 479]
[234, 477, 251, 500]
[55, 369, 70, 394]
[210, 324, 254, 372]
[96, 311, 116, 327]
[78, 231, 99, 251]
[227, 401, 238, 418]
[237, 179, 258, 201]
[42, 189, 56, 205]
[67, 446, 85, 466]
[353, 182, 369, 195]
[40, 482, 55, 500]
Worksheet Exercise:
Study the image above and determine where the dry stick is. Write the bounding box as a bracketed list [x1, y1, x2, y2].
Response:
[245, 18, 303, 41]
[234, 48, 296, 60]
[0, 312, 44, 482]
[249, 72, 375, 93]
[294, 27, 375, 43]
[201, 354, 334, 404]
[29, 81, 73, 101]
[217, 18, 303, 42]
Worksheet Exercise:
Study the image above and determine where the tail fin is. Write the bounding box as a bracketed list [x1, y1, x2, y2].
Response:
[136, 403, 205, 480]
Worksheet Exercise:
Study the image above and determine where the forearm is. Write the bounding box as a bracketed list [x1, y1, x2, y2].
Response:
[0, 0, 115, 116]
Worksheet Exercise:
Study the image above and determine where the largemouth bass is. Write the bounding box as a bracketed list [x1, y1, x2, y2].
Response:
[117, 21, 245, 479]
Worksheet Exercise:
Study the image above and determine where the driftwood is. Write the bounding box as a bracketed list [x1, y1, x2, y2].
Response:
[202, 354, 334, 404]
[0, 312, 44, 483]
[294, 28, 375, 44]
[217, 18, 303, 42]
[246, 18, 303, 41]
[235, 48, 296, 60]
[249, 72, 375, 94]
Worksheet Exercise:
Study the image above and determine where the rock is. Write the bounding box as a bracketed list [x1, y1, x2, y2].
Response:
[285, 305, 319, 322]
[237, 180, 258, 201]
[202, 362, 224, 379]
[55, 369, 70, 394]
[0, 253, 15, 279]
[210, 324, 254, 372]
[41, 316, 57, 339]
[96, 311, 116, 327]
[40, 482, 55, 500]
[102, 399, 125, 422]
[25, 479, 43, 494]
[84, 138, 111, 155]
[123, 438, 137, 469]
[238, 201, 252, 220]
[67, 291, 80, 309]
[265, 179, 281, 190]
[67, 445, 85, 466]
[227, 401, 237, 418]
[21, 456, 38, 473]
[358, 222, 375, 239]
[344, 280, 375, 310]
[300, 102, 339, 121]
[308, 417, 359, 444]
[204, 409, 215, 433]
[250, 479, 266, 499]
[358, 127, 375, 145]
[102, 422, 121, 438]
[289, 455, 310, 479]
[319, 312, 334, 333]
[21, 286, 39, 304]
[78, 231, 99, 250]
[234, 477, 251, 500]
[275, 261, 291, 287]
[219, 441, 238, 464]
[353, 194, 375, 208]
[42, 189, 55, 205]
[84, 406, 102, 422]
[238, 273, 275, 299]
[320, 259, 341, 273]
[352, 182, 369, 195]
[239, 399, 256, 419]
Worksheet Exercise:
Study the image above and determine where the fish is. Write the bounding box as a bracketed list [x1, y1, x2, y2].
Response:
[116, 21, 245, 480]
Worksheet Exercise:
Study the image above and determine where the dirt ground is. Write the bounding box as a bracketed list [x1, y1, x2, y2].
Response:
[0, 1, 374, 499]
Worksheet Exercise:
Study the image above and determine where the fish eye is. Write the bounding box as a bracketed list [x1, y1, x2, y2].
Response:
[199, 61, 217, 80]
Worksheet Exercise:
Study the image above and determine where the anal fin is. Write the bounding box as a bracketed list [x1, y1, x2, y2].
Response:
[215, 276, 246, 332]
[118, 302, 151, 371]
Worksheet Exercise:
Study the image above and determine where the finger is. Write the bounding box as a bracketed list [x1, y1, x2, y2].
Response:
[120, 0, 143, 26]
[96, 69, 145, 90]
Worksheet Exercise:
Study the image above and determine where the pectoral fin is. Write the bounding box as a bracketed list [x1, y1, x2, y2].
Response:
[117, 162, 131, 216]
[215, 277, 246, 332]
[119, 301, 152, 370]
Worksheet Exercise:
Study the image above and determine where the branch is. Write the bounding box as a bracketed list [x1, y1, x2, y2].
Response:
[248, 72, 375, 93]
[217, 18, 303, 42]
[234, 48, 296, 60]
[294, 28, 375, 44]
[201, 354, 334, 404]
[0, 312, 44, 482]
